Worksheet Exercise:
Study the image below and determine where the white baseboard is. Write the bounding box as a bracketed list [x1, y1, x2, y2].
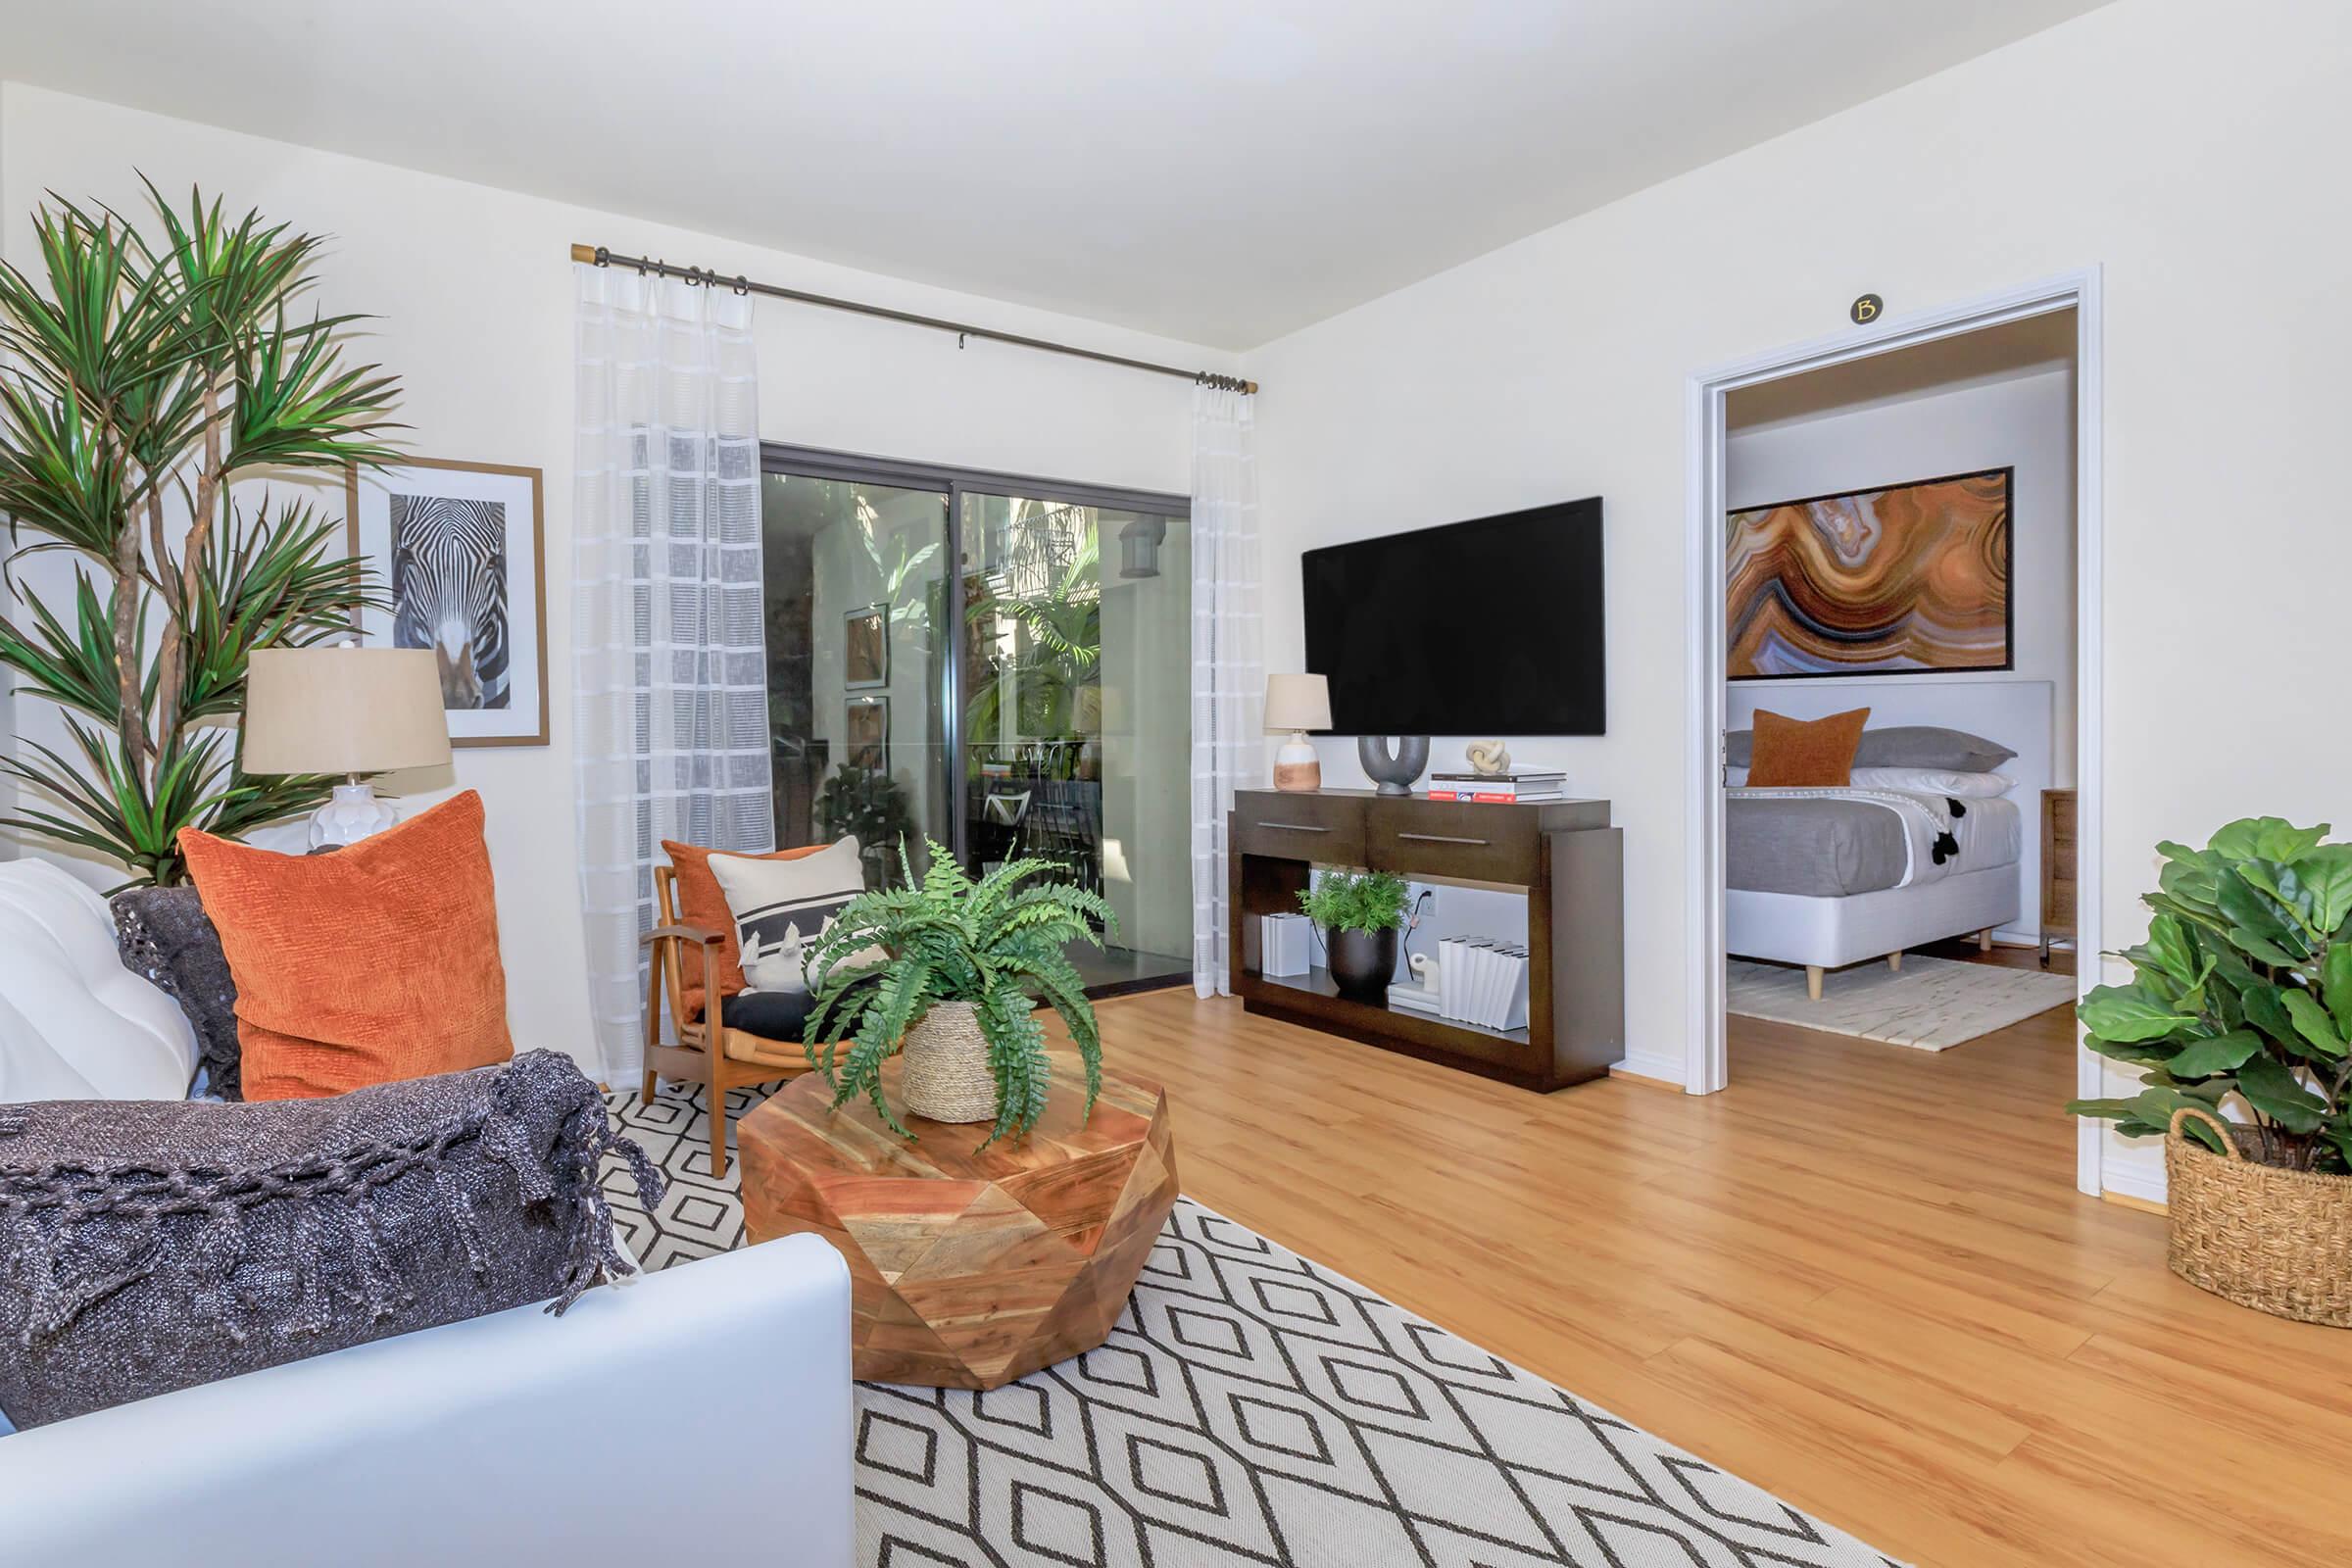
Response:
[1611, 1050, 1688, 1091]
[2100, 1155, 2169, 1211]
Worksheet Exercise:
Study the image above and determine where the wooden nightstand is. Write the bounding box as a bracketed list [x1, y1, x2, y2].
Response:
[2040, 787, 2077, 966]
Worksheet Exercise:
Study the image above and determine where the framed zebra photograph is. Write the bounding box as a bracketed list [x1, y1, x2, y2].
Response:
[346, 457, 548, 747]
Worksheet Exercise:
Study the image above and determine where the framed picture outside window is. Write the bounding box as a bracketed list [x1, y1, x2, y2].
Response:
[347, 457, 549, 746]
[844, 604, 889, 689]
[846, 696, 889, 771]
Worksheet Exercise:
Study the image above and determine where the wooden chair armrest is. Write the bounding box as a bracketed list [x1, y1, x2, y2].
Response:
[640, 922, 723, 949]
[641, 924, 723, 1042]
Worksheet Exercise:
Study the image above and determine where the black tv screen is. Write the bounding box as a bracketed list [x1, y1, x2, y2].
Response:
[1300, 498, 1605, 736]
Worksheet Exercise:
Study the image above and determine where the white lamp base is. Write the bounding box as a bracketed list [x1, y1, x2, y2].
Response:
[309, 782, 399, 849]
[1273, 734, 1322, 792]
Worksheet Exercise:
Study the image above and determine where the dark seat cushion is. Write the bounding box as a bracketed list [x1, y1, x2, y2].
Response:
[112, 885, 243, 1100]
[0, 1050, 662, 1430]
[718, 987, 820, 1042]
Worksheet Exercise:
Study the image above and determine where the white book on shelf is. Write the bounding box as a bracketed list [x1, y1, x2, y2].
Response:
[1499, 946, 1530, 1031]
[1476, 939, 1503, 1026]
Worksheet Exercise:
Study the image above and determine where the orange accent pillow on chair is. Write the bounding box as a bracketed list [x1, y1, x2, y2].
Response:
[179, 790, 514, 1101]
[1745, 708, 1872, 788]
[661, 839, 831, 1022]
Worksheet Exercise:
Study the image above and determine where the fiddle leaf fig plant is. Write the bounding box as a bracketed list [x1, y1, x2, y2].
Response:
[804, 839, 1115, 1148]
[2069, 816, 2352, 1173]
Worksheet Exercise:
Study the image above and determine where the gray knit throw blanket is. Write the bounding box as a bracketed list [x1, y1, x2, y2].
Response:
[0, 1050, 664, 1430]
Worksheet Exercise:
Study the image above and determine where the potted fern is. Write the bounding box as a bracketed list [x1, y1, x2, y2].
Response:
[804, 839, 1115, 1147]
[2071, 816, 2352, 1326]
[1300, 868, 1408, 997]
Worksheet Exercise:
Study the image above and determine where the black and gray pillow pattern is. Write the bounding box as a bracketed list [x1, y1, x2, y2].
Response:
[112, 886, 243, 1100]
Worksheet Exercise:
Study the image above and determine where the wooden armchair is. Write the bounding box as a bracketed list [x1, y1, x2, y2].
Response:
[639, 862, 814, 1178]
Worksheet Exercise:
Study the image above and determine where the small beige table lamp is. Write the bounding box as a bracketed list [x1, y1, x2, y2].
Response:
[242, 647, 452, 847]
[1263, 673, 1331, 793]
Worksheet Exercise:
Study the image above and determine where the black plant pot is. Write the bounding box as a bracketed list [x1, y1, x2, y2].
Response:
[1323, 927, 1397, 999]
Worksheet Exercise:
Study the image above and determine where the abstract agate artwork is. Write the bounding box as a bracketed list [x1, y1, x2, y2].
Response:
[1728, 466, 2012, 679]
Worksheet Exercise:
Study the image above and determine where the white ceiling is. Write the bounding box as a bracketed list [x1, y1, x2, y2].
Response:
[0, 1, 2108, 349]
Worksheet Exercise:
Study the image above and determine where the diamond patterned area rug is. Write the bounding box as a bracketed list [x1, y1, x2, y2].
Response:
[602, 1084, 1902, 1567]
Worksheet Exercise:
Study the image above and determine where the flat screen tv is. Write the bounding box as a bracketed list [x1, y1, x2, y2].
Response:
[1300, 498, 1605, 736]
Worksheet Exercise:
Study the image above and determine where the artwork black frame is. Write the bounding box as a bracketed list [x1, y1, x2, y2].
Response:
[844, 603, 889, 689]
[846, 695, 890, 771]
[1726, 465, 2015, 683]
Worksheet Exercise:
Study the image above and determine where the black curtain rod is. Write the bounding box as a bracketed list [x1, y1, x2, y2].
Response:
[570, 244, 1257, 395]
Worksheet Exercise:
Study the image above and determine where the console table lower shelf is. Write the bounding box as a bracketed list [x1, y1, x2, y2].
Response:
[1228, 789, 1624, 1092]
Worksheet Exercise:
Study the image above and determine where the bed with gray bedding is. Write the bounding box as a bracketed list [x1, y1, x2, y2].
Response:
[1727, 796, 1911, 896]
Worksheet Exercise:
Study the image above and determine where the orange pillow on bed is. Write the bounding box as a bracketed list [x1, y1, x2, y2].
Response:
[178, 791, 514, 1101]
[661, 839, 832, 1022]
[1745, 708, 1871, 788]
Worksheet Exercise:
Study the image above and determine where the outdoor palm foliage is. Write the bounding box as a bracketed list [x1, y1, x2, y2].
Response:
[0, 181, 399, 885]
[804, 838, 1115, 1147]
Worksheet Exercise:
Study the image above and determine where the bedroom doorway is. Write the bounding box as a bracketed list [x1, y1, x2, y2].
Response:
[1683, 273, 2106, 1198]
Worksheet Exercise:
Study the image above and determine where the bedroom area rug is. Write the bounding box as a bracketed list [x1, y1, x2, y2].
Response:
[600, 1082, 1902, 1567]
[1726, 956, 2077, 1050]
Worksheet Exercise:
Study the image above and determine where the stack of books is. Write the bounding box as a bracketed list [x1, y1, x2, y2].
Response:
[1437, 936, 1531, 1030]
[1425, 770, 1566, 803]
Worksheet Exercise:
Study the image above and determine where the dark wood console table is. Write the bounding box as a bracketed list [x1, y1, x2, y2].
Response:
[1227, 788, 1623, 1091]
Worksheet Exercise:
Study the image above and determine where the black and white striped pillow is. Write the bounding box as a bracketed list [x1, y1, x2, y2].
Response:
[707, 838, 867, 994]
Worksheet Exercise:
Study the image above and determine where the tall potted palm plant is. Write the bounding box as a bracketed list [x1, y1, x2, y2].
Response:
[0, 182, 399, 886]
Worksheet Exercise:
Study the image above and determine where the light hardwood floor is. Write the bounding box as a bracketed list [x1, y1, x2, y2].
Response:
[1088, 953, 2352, 1568]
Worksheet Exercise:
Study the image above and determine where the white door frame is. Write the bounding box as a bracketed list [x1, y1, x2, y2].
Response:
[1682, 269, 2107, 1198]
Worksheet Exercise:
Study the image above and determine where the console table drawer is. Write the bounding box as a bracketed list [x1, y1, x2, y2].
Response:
[1366, 797, 1540, 882]
[1233, 793, 1365, 862]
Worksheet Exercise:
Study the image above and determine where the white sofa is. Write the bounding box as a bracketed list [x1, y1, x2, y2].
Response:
[0, 858, 198, 1101]
[0, 857, 858, 1562]
[0, 1234, 855, 1566]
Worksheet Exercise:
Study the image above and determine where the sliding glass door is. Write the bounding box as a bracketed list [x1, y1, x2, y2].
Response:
[760, 448, 1191, 993]
[759, 468, 952, 886]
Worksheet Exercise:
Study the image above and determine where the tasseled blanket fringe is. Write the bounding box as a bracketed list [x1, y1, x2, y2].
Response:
[0, 1064, 666, 1346]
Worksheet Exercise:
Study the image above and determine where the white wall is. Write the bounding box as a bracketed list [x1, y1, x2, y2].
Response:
[1242, 0, 2351, 1199]
[1727, 365, 2078, 781]
[0, 82, 1231, 1077]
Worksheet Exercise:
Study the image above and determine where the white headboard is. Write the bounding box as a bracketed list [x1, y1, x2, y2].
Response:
[1729, 677, 2053, 942]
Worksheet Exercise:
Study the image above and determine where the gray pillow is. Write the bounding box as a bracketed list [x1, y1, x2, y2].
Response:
[113, 887, 243, 1100]
[1725, 722, 2014, 773]
[0, 1050, 662, 1430]
[1852, 724, 2016, 772]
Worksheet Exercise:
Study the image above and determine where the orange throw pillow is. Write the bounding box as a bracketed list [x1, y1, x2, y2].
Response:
[661, 839, 831, 1021]
[179, 791, 514, 1101]
[1746, 708, 1871, 788]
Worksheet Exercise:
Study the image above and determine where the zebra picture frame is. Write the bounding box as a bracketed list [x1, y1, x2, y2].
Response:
[346, 456, 550, 747]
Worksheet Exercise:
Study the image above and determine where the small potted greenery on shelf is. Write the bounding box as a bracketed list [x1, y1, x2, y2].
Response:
[2071, 815, 2352, 1327]
[803, 840, 1114, 1148]
[1299, 868, 1409, 999]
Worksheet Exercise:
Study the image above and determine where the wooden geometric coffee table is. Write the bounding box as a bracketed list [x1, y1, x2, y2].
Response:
[736, 1051, 1178, 1390]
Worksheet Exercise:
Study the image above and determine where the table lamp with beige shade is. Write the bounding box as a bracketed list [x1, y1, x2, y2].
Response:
[241, 647, 452, 847]
[1263, 673, 1331, 792]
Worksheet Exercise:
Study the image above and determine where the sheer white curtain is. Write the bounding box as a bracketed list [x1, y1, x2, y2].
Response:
[1190, 382, 1264, 998]
[572, 265, 772, 1083]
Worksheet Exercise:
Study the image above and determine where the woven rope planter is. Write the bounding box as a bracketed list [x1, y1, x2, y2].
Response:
[2165, 1106, 2352, 1328]
[902, 1002, 998, 1124]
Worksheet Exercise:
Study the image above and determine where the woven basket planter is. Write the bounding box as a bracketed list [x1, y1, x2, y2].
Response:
[902, 1002, 998, 1124]
[2166, 1107, 2352, 1328]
